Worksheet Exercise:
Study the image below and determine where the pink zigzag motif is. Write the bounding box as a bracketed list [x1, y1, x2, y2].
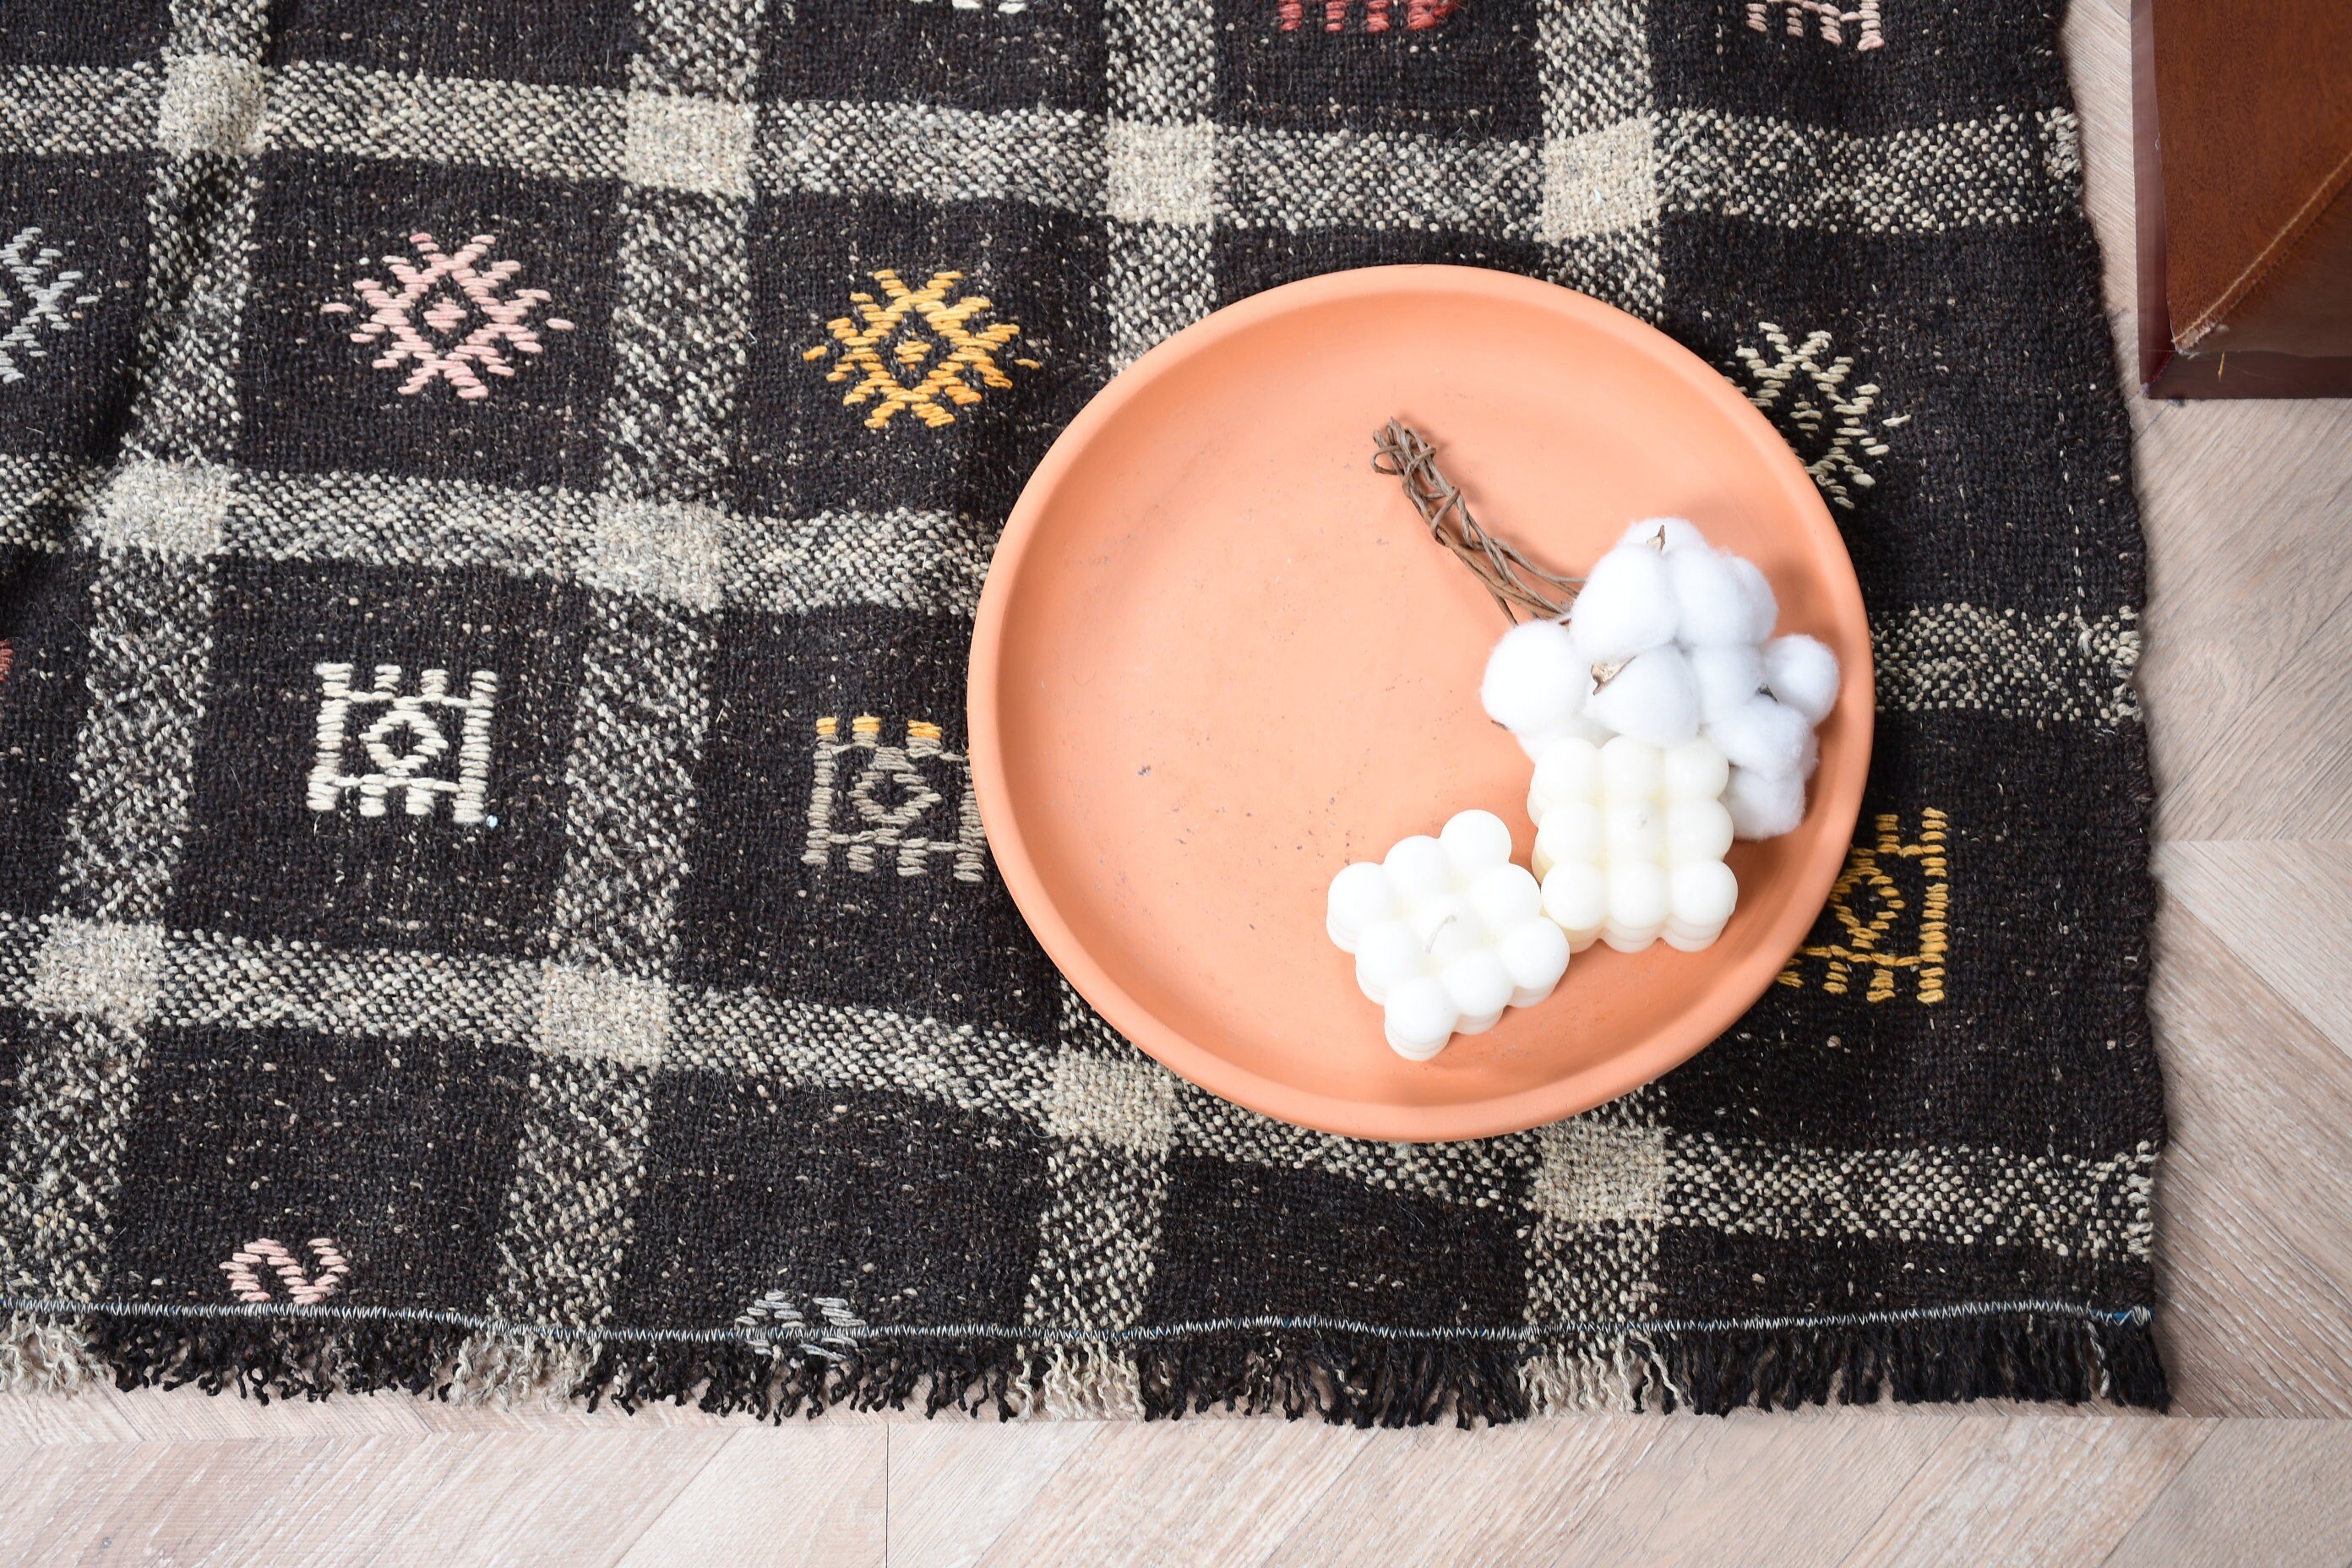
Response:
[321, 231, 574, 400]
[1277, 0, 1461, 31]
[221, 1237, 351, 1306]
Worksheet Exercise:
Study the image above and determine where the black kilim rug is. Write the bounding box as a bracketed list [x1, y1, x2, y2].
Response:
[0, 0, 2164, 1420]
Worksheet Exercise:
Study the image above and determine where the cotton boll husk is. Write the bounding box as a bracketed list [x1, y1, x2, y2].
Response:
[1497, 917, 1570, 1006]
[1385, 977, 1458, 1061]
[1723, 765, 1807, 840]
[1689, 642, 1767, 726]
[1587, 645, 1701, 747]
[1515, 712, 1608, 762]
[1706, 694, 1810, 776]
[1569, 545, 1680, 663]
[1439, 809, 1514, 874]
[1617, 516, 1708, 553]
[1383, 835, 1455, 902]
[1353, 920, 1425, 1004]
[1723, 553, 1778, 643]
[1763, 634, 1840, 725]
[1440, 951, 1515, 1034]
[1480, 618, 1587, 735]
[1326, 861, 1397, 952]
[1665, 547, 1757, 647]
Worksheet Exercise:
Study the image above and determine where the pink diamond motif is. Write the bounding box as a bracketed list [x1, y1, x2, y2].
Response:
[319, 231, 576, 400]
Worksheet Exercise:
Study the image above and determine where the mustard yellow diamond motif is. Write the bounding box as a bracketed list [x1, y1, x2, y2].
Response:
[803, 269, 1041, 430]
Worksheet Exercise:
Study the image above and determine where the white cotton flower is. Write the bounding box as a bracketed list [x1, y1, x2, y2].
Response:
[1586, 645, 1701, 748]
[1688, 642, 1767, 726]
[1722, 553, 1779, 643]
[1569, 544, 1680, 663]
[1705, 694, 1810, 777]
[1665, 548, 1758, 648]
[1723, 765, 1807, 840]
[1480, 618, 1586, 737]
[1763, 634, 1841, 726]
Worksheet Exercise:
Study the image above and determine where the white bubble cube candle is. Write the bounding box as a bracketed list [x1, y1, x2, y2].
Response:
[1326, 809, 1571, 1062]
[1528, 733, 1739, 955]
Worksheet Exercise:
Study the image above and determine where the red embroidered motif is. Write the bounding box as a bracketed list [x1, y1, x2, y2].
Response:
[1277, 0, 1461, 32]
[221, 1236, 351, 1305]
[321, 231, 575, 400]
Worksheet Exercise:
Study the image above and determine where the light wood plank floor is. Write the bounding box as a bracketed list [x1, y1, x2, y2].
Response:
[8, 1, 2352, 1561]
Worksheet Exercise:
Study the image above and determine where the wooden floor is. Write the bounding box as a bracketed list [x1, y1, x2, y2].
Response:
[9, 3, 2352, 1562]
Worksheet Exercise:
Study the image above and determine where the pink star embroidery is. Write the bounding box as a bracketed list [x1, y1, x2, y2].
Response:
[321, 231, 575, 400]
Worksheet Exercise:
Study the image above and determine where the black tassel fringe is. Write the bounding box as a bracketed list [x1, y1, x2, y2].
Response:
[33, 1307, 2169, 1424]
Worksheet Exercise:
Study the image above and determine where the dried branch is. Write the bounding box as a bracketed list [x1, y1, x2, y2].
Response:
[1370, 420, 1582, 624]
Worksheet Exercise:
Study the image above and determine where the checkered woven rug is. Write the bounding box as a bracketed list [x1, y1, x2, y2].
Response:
[0, 0, 2164, 1421]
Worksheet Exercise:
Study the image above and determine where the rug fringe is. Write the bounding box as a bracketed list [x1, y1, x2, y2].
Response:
[0, 1308, 2167, 1423]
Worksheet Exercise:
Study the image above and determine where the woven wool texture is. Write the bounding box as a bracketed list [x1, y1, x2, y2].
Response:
[0, 0, 2164, 1420]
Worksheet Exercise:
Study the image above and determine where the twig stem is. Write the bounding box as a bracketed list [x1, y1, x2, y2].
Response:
[1371, 420, 1582, 623]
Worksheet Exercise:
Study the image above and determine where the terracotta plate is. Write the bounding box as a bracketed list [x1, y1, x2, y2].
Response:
[969, 266, 1871, 1141]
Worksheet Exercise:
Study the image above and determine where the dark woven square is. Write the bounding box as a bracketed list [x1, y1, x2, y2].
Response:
[0, 0, 2166, 1420]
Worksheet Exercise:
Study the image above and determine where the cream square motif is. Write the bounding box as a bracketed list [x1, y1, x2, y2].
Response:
[1105, 119, 1217, 228]
[1042, 1051, 1177, 1158]
[156, 52, 266, 156]
[1540, 116, 1658, 243]
[803, 716, 988, 882]
[1531, 1116, 1669, 1226]
[624, 90, 755, 199]
[90, 459, 233, 559]
[308, 662, 498, 825]
[27, 918, 167, 1032]
[582, 497, 729, 612]
[536, 965, 671, 1068]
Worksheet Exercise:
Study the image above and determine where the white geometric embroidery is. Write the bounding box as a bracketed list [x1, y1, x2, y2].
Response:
[221, 1236, 351, 1305]
[319, 231, 575, 400]
[735, 1289, 867, 1361]
[308, 662, 498, 824]
[1747, 0, 1884, 51]
[0, 226, 101, 385]
[803, 716, 988, 882]
[1734, 322, 1902, 511]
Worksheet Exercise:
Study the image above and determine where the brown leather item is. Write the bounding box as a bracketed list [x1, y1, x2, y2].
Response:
[2135, 0, 2352, 396]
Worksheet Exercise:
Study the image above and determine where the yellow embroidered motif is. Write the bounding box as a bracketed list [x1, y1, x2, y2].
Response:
[1778, 808, 1949, 1004]
[803, 270, 1041, 430]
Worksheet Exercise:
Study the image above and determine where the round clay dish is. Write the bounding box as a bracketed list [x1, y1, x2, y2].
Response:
[969, 265, 1871, 1141]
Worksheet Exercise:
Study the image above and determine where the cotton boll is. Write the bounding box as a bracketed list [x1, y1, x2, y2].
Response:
[1662, 737, 1731, 802]
[1383, 835, 1455, 902]
[1689, 643, 1767, 726]
[1531, 737, 1603, 817]
[1481, 618, 1587, 736]
[1706, 694, 1810, 777]
[1533, 799, 1603, 879]
[1440, 809, 1514, 874]
[1587, 645, 1701, 747]
[1514, 712, 1608, 762]
[1723, 765, 1807, 840]
[1617, 516, 1709, 553]
[1763, 634, 1840, 726]
[1670, 860, 1739, 931]
[1665, 547, 1757, 647]
[1353, 921, 1425, 1004]
[1466, 863, 1544, 933]
[1665, 798, 1735, 863]
[1569, 545, 1680, 663]
[1723, 553, 1778, 643]
[1497, 917, 1570, 1006]
[1326, 861, 1398, 952]
[1796, 724, 1820, 781]
[1440, 951, 1515, 1034]
[1385, 977, 1458, 1061]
